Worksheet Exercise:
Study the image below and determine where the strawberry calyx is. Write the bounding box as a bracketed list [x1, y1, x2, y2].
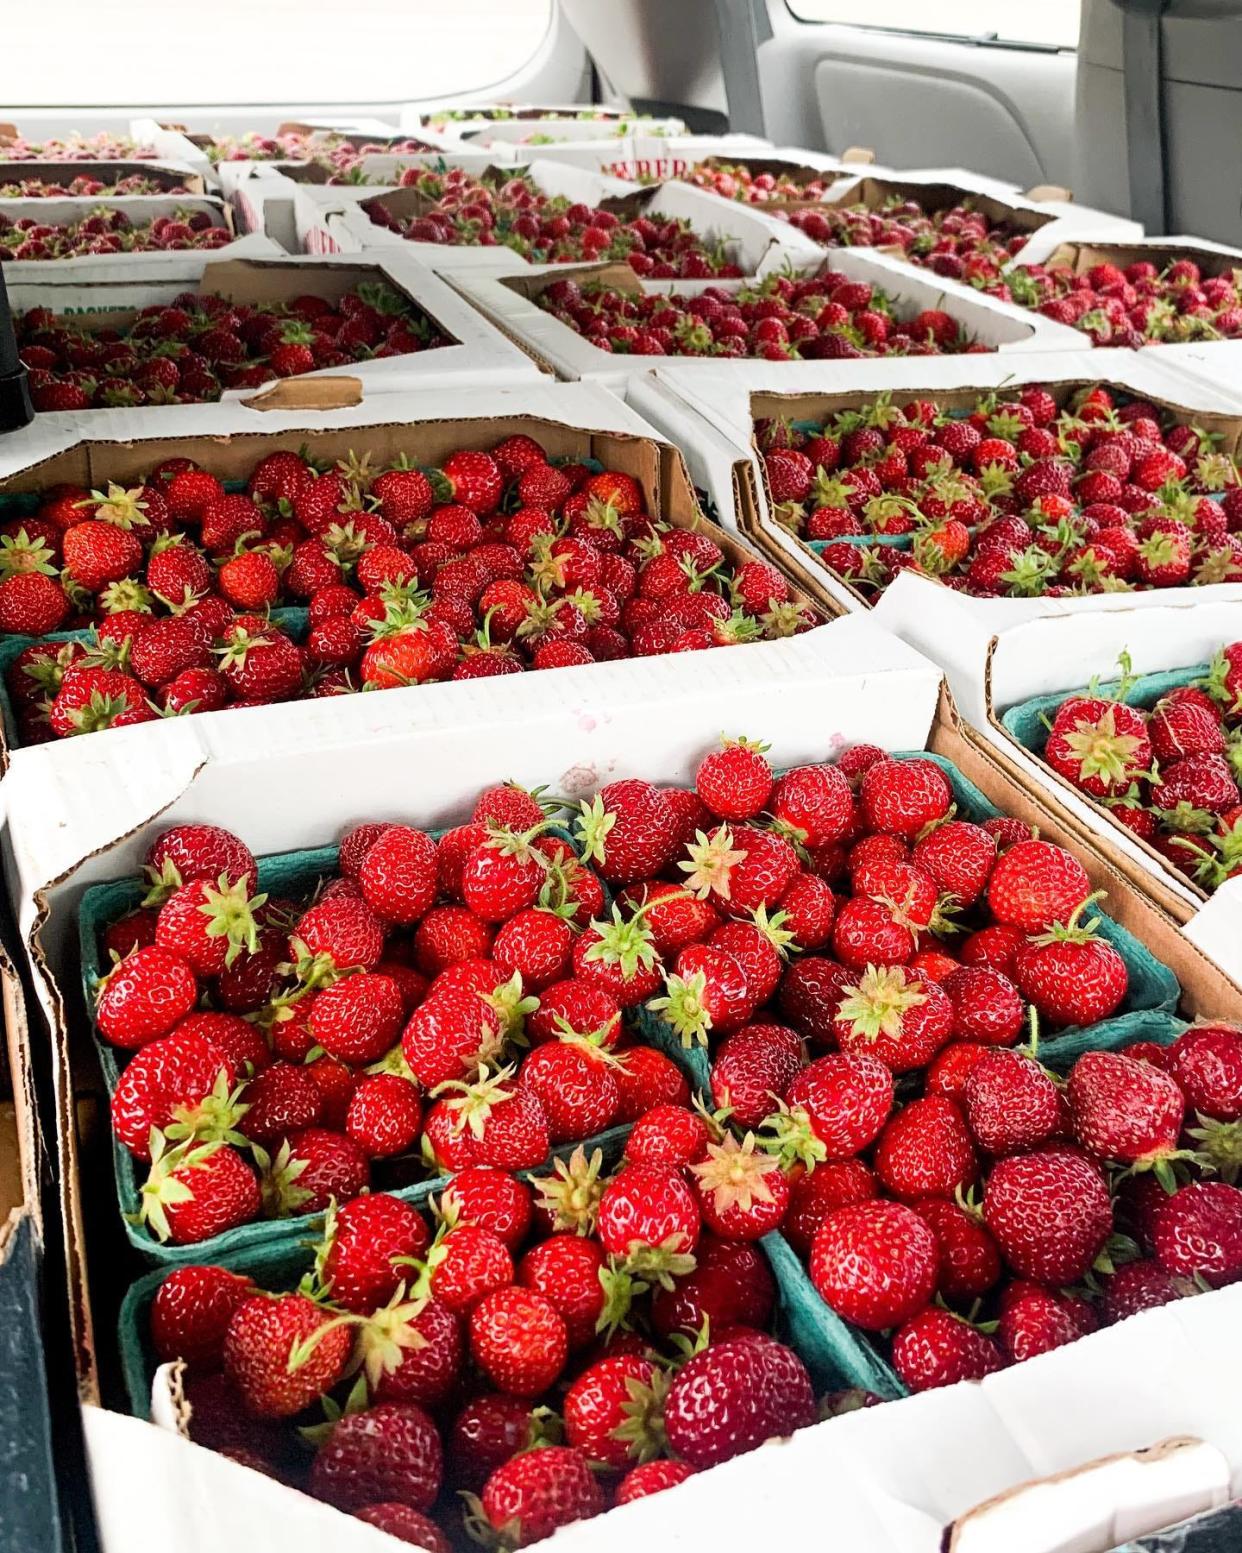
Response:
[297, 1371, 370, 1450]
[1186, 1113, 1242, 1186]
[194, 870, 269, 966]
[162, 1069, 250, 1150]
[255, 1136, 315, 1217]
[835, 963, 928, 1042]
[618, 1232, 696, 1293]
[432, 1062, 523, 1141]
[1024, 890, 1109, 949]
[608, 1368, 670, 1464]
[582, 900, 660, 981]
[574, 792, 616, 868]
[0, 528, 59, 579]
[530, 1144, 606, 1235]
[757, 1098, 828, 1172]
[482, 970, 538, 1044]
[86, 482, 152, 530]
[688, 1131, 785, 1218]
[133, 1133, 221, 1242]
[99, 577, 155, 615]
[678, 825, 747, 902]
[648, 968, 714, 1047]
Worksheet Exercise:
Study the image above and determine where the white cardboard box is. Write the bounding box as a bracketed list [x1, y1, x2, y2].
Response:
[7, 251, 541, 392]
[300, 160, 822, 276]
[447, 248, 1091, 391]
[928, 600, 1242, 982]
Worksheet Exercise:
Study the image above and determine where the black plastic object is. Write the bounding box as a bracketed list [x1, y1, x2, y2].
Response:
[1114, 0, 1173, 233]
[0, 266, 32, 432]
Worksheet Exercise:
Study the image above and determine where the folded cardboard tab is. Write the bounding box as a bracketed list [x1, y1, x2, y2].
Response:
[240, 374, 364, 411]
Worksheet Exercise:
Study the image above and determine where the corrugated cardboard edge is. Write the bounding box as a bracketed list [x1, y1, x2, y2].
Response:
[943, 1436, 1209, 1552]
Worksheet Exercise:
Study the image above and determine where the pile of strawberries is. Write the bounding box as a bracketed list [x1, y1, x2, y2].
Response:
[0, 206, 233, 262]
[94, 791, 706, 1247]
[206, 131, 440, 173]
[993, 255, 1242, 346]
[144, 1165, 823, 1550]
[0, 173, 193, 197]
[759, 383, 1242, 600]
[0, 437, 812, 744]
[119, 734, 1242, 1545]
[536, 270, 987, 359]
[1035, 646, 1242, 891]
[777, 190, 1034, 284]
[366, 168, 746, 277]
[674, 159, 840, 204]
[16, 281, 448, 411]
[0, 133, 158, 160]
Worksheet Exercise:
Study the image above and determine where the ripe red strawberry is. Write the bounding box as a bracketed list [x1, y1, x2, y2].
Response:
[773, 1050, 893, 1162]
[833, 966, 954, 1073]
[359, 825, 437, 924]
[662, 1332, 815, 1468]
[563, 1352, 663, 1470]
[261, 1127, 370, 1218]
[311, 1402, 442, 1513]
[223, 1291, 352, 1418]
[426, 1224, 513, 1314]
[912, 1196, 1001, 1300]
[346, 1073, 423, 1158]
[1068, 1050, 1185, 1174]
[874, 1096, 978, 1201]
[710, 1028, 803, 1130]
[461, 829, 552, 922]
[983, 1146, 1112, 1284]
[151, 1264, 254, 1367]
[612, 1044, 691, 1121]
[1014, 907, 1129, 1027]
[942, 967, 1024, 1046]
[438, 450, 503, 514]
[997, 1281, 1093, 1363]
[154, 874, 265, 978]
[783, 1159, 877, 1256]
[492, 907, 572, 990]
[892, 1307, 1005, 1392]
[810, 1199, 939, 1330]
[352, 1506, 449, 1553]
[468, 1285, 568, 1396]
[319, 1192, 431, 1314]
[912, 820, 997, 906]
[111, 1028, 235, 1161]
[309, 971, 405, 1063]
[518, 1231, 606, 1347]
[519, 1039, 619, 1143]
[625, 1103, 711, 1169]
[597, 1163, 701, 1270]
[695, 736, 774, 820]
[649, 1234, 775, 1341]
[430, 1068, 549, 1170]
[964, 1048, 1061, 1156]
[96, 946, 199, 1050]
[689, 1131, 790, 1238]
[402, 989, 504, 1090]
[1100, 1258, 1190, 1324]
[145, 824, 256, 897]
[478, 1445, 603, 1549]
[615, 1461, 696, 1505]
[860, 758, 952, 837]
[0, 572, 69, 635]
[680, 823, 800, 916]
[576, 780, 679, 885]
[437, 1165, 532, 1250]
[1166, 1024, 1242, 1120]
[770, 762, 854, 847]
[1153, 1181, 1242, 1285]
[295, 895, 385, 971]
[987, 840, 1092, 932]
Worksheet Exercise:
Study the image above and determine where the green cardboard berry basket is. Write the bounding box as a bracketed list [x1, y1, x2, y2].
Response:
[79, 829, 700, 1268]
[769, 1008, 1192, 1402]
[117, 1130, 865, 1420]
[1000, 661, 1215, 900]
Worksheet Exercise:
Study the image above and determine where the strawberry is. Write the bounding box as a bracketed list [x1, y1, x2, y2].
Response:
[860, 758, 952, 836]
[518, 1231, 606, 1347]
[873, 1096, 978, 1202]
[615, 1461, 697, 1504]
[319, 1193, 431, 1313]
[0, 572, 69, 635]
[261, 1128, 370, 1217]
[1068, 1050, 1185, 1175]
[359, 824, 438, 924]
[768, 1050, 892, 1163]
[597, 1163, 701, 1273]
[1153, 1181, 1242, 1285]
[662, 1333, 815, 1468]
[1045, 700, 1153, 799]
[309, 971, 405, 1063]
[650, 1234, 775, 1340]
[986, 840, 1092, 932]
[346, 1073, 423, 1158]
[965, 1048, 1061, 1156]
[151, 1264, 254, 1367]
[710, 1027, 803, 1129]
[295, 896, 385, 971]
[680, 823, 800, 915]
[833, 966, 953, 1072]
[1013, 905, 1129, 1027]
[911, 820, 997, 906]
[492, 908, 572, 990]
[983, 1147, 1112, 1285]
[95, 946, 199, 1050]
[311, 1401, 442, 1512]
[402, 989, 504, 1089]
[468, 1285, 568, 1396]
[625, 1103, 711, 1169]
[563, 1352, 664, 1469]
[154, 874, 266, 977]
[461, 828, 552, 922]
[437, 1166, 532, 1250]
[223, 1291, 352, 1418]
[695, 736, 774, 820]
[352, 1506, 449, 1553]
[912, 1197, 1002, 1301]
[997, 1281, 1092, 1363]
[111, 1028, 235, 1160]
[575, 780, 679, 885]
[425, 1224, 514, 1313]
[476, 1445, 603, 1548]
[447, 1393, 550, 1492]
[892, 1307, 1005, 1392]
[1166, 1024, 1242, 1120]
[689, 1131, 790, 1238]
[612, 1045, 691, 1121]
[1100, 1259, 1190, 1324]
[810, 1200, 939, 1329]
[431, 1067, 549, 1170]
